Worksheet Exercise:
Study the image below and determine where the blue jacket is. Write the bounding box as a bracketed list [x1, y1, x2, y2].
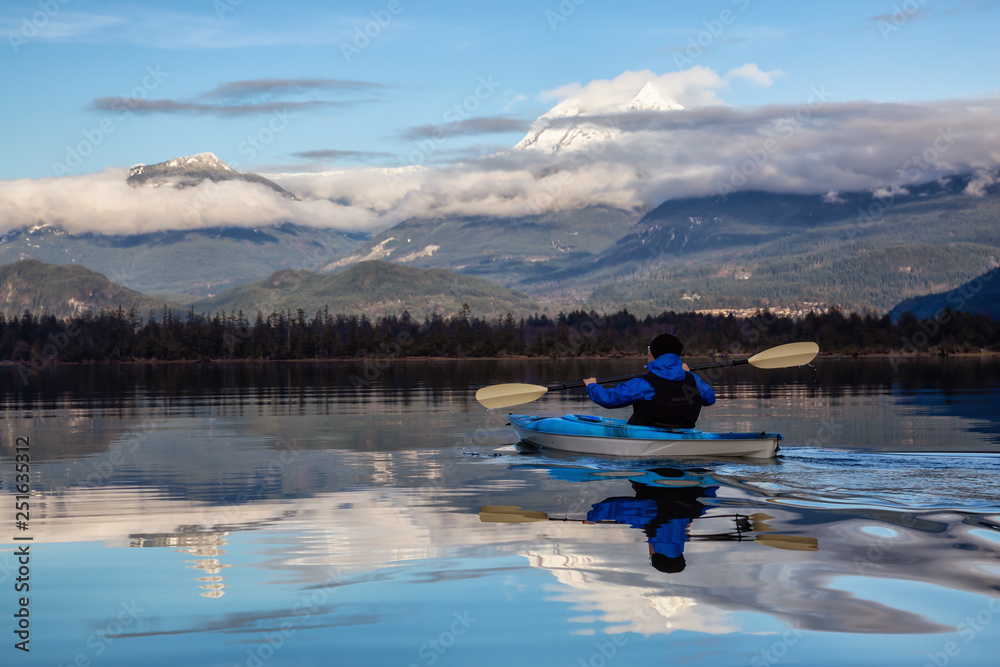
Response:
[586, 354, 716, 409]
[586, 498, 690, 558]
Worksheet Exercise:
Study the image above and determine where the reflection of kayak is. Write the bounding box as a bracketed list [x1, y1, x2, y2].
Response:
[508, 414, 781, 459]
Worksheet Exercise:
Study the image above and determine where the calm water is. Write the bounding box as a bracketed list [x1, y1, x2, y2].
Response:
[2, 357, 1000, 666]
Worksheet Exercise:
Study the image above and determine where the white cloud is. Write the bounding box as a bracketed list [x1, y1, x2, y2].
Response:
[2, 67, 999, 236]
[873, 186, 910, 199]
[822, 191, 846, 204]
[538, 67, 731, 109]
[0, 169, 380, 235]
[965, 169, 998, 197]
[537, 65, 786, 113]
[724, 63, 787, 87]
[0, 8, 357, 50]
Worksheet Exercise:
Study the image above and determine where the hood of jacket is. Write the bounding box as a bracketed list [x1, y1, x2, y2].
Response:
[646, 353, 686, 381]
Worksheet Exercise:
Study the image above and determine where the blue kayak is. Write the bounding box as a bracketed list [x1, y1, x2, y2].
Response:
[508, 414, 781, 458]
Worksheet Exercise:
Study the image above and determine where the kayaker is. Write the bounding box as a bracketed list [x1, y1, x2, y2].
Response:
[582, 333, 715, 428]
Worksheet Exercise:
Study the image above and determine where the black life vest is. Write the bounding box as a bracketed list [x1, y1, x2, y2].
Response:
[627, 371, 705, 429]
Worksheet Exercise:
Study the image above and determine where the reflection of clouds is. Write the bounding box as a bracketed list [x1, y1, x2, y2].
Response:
[520, 524, 738, 636]
[507, 504, 962, 635]
[25, 479, 1000, 636]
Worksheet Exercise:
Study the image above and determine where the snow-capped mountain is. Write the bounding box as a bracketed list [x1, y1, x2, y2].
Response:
[127, 152, 296, 199]
[514, 82, 682, 153]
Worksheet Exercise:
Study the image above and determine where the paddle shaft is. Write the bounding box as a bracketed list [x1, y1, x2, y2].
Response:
[544, 358, 749, 393]
[474, 342, 817, 409]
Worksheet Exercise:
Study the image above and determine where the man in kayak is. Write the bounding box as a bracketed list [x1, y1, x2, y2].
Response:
[583, 333, 715, 428]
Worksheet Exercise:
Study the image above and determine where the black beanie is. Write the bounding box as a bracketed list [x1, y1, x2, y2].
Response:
[650, 553, 686, 573]
[649, 333, 684, 358]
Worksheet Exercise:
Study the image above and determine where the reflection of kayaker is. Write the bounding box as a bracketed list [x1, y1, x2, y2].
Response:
[481, 466, 818, 571]
[586, 470, 717, 573]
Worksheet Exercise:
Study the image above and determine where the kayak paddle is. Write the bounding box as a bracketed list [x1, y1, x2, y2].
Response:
[475, 341, 819, 409]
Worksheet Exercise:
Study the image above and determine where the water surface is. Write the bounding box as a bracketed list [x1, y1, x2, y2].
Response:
[2, 357, 999, 666]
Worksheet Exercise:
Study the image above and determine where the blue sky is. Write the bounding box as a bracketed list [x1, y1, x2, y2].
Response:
[3, 0, 998, 181]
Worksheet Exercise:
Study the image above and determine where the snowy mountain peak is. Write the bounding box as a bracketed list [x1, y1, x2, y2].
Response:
[626, 82, 680, 112]
[167, 152, 233, 172]
[514, 81, 682, 153]
[128, 152, 234, 180]
[126, 152, 295, 199]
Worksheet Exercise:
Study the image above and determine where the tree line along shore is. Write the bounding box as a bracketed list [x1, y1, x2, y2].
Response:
[2, 305, 999, 366]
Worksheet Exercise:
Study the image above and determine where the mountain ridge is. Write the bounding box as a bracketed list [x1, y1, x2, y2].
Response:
[196, 260, 541, 319]
[0, 259, 182, 320]
[311, 174, 1000, 314]
[127, 152, 296, 199]
[0, 222, 367, 298]
[889, 267, 1000, 320]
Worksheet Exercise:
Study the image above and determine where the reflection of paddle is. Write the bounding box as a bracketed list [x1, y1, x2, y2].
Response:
[746, 512, 820, 550]
[755, 534, 820, 551]
[479, 506, 818, 551]
[478, 505, 757, 523]
[475, 342, 820, 409]
[478, 506, 613, 523]
[478, 506, 551, 523]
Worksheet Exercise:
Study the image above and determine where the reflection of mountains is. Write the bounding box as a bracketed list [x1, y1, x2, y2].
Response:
[825, 356, 1000, 443]
[5, 358, 999, 468]
[894, 384, 1000, 443]
[25, 464, 1000, 635]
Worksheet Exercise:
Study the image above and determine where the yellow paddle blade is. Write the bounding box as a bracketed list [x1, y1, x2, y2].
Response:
[748, 512, 776, 532]
[747, 342, 819, 369]
[478, 505, 549, 523]
[475, 383, 549, 409]
[755, 534, 820, 551]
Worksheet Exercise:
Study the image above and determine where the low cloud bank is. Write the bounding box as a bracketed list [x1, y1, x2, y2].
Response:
[3, 67, 999, 235]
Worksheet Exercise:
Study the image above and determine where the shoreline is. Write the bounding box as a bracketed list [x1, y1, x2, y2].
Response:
[2, 350, 998, 368]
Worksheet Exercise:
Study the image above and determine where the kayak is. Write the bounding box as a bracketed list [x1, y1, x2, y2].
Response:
[508, 414, 781, 459]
